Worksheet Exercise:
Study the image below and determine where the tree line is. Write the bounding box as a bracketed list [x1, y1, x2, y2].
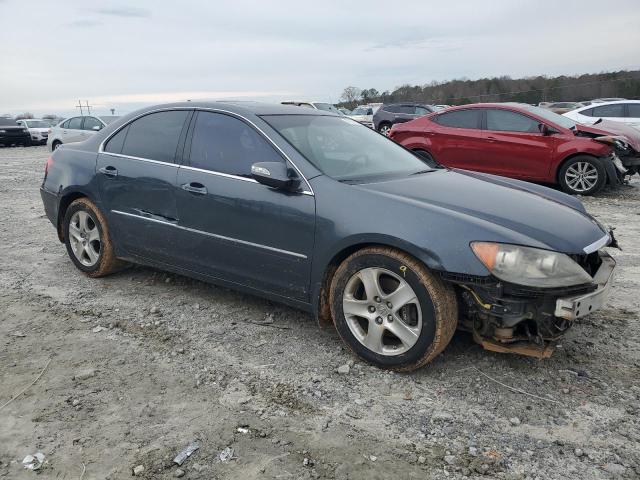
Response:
[339, 70, 640, 109]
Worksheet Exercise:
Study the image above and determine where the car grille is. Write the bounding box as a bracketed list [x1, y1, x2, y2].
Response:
[3, 130, 29, 137]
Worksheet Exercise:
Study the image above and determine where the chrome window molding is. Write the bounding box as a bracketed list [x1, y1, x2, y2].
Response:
[583, 233, 610, 254]
[101, 151, 179, 167]
[98, 106, 314, 195]
[111, 209, 308, 259]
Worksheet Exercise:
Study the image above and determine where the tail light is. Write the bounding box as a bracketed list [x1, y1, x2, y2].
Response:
[44, 156, 53, 177]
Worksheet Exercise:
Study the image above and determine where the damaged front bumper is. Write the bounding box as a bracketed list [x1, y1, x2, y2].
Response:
[447, 251, 616, 358]
[555, 253, 615, 320]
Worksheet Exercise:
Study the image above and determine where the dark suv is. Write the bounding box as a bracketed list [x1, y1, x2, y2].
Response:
[373, 103, 435, 135]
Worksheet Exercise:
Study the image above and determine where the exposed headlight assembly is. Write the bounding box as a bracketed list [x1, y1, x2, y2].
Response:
[471, 242, 592, 288]
[594, 135, 630, 151]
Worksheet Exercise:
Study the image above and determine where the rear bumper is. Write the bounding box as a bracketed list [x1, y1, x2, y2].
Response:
[40, 186, 59, 229]
[554, 252, 616, 320]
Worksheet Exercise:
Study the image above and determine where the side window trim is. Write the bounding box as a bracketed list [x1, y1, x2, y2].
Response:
[184, 109, 287, 174]
[98, 107, 313, 194]
[436, 109, 481, 129]
[101, 109, 193, 165]
[483, 109, 541, 133]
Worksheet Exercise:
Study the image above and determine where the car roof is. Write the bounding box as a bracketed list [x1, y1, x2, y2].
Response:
[437, 103, 528, 112]
[574, 99, 640, 111]
[142, 101, 335, 116]
[384, 102, 430, 107]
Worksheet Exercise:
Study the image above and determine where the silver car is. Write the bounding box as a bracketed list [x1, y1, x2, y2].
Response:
[16, 119, 51, 145]
[47, 115, 119, 151]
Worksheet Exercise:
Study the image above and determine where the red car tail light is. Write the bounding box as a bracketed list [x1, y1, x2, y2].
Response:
[45, 156, 53, 177]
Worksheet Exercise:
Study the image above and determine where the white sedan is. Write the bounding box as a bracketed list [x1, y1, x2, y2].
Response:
[16, 119, 51, 145]
[563, 100, 640, 129]
[47, 115, 119, 151]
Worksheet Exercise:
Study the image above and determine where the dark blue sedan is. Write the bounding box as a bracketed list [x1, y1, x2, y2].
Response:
[40, 102, 616, 370]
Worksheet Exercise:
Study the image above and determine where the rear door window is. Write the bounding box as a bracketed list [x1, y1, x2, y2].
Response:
[434, 109, 481, 129]
[120, 110, 190, 163]
[188, 111, 283, 177]
[591, 104, 624, 117]
[67, 117, 83, 130]
[82, 116, 103, 131]
[414, 106, 432, 116]
[104, 125, 129, 154]
[486, 109, 539, 133]
[396, 105, 415, 114]
[579, 108, 594, 117]
[625, 103, 640, 117]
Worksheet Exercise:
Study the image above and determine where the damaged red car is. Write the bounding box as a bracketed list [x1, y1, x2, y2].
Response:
[389, 103, 640, 195]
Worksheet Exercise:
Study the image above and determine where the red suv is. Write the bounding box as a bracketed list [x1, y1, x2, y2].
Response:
[389, 103, 635, 195]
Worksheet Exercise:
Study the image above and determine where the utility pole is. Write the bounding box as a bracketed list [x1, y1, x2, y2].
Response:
[110, 108, 115, 115]
[84, 100, 92, 115]
[76, 100, 84, 115]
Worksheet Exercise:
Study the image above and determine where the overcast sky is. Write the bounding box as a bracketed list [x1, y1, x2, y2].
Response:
[1, 0, 639, 117]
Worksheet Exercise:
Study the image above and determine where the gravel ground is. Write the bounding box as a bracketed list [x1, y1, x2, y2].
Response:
[1, 146, 639, 480]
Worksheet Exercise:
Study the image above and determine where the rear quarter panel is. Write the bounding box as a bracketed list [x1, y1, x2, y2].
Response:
[42, 144, 101, 225]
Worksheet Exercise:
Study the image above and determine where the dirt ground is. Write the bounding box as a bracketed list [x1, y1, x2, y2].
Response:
[1, 146, 639, 480]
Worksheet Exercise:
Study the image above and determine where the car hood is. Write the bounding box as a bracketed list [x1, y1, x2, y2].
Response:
[28, 128, 50, 133]
[575, 121, 640, 151]
[354, 169, 607, 254]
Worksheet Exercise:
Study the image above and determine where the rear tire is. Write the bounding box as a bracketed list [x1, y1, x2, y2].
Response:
[52, 140, 62, 151]
[558, 155, 606, 195]
[63, 198, 125, 277]
[378, 122, 392, 136]
[330, 247, 458, 371]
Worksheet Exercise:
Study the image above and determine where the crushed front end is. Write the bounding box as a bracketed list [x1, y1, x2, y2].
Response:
[443, 244, 616, 358]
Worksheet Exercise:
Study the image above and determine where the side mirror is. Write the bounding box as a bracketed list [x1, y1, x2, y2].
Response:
[251, 162, 300, 190]
[538, 123, 557, 135]
[92, 125, 101, 131]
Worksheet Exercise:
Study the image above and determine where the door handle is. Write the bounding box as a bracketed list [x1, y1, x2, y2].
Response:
[181, 182, 207, 195]
[486, 136, 497, 142]
[98, 166, 118, 177]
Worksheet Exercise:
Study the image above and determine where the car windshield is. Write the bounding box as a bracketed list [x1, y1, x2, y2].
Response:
[24, 120, 49, 128]
[313, 103, 341, 114]
[519, 104, 577, 129]
[262, 115, 433, 182]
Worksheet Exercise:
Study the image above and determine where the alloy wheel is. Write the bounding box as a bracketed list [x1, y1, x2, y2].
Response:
[565, 162, 599, 193]
[68, 211, 101, 267]
[342, 267, 422, 356]
[379, 125, 391, 136]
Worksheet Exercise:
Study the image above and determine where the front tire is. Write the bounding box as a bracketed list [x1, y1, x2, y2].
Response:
[558, 155, 606, 195]
[330, 247, 458, 371]
[52, 140, 62, 151]
[63, 198, 124, 277]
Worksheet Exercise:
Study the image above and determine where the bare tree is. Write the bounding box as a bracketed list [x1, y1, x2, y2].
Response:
[15, 112, 35, 120]
[340, 86, 361, 105]
[42, 114, 58, 120]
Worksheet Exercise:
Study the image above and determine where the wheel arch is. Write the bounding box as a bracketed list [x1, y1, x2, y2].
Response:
[555, 152, 603, 183]
[314, 238, 443, 327]
[56, 190, 95, 242]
